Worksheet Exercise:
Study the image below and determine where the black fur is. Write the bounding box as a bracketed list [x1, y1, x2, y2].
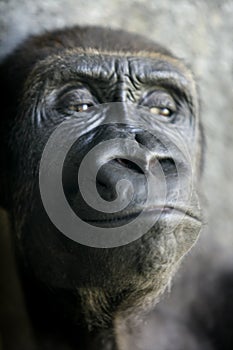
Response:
[0, 26, 203, 350]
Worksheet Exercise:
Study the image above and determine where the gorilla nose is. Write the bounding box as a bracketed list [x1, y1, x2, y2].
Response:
[96, 156, 147, 203]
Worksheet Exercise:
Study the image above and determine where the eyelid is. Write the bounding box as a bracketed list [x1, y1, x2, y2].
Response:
[57, 84, 99, 103]
[57, 87, 98, 109]
[61, 90, 93, 101]
[54, 86, 98, 116]
[66, 100, 97, 115]
[140, 89, 176, 111]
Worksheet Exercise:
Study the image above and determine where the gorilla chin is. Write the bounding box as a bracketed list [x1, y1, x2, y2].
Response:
[0, 25, 203, 349]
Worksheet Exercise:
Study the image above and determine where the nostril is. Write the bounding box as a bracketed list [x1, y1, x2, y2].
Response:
[159, 158, 176, 172]
[135, 133, 143, 145]
[114, 158, 144, 174]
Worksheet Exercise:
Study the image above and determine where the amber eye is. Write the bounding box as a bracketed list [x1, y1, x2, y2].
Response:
[68, 103, 93, 112]
[140, 90, 176, 119]
[150, 106, 173, 117]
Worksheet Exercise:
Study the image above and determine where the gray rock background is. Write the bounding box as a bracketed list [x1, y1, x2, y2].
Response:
[0, 0, 232, 348]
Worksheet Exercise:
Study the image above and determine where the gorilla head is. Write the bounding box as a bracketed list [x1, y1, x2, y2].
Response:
[0, 26, 203, 348]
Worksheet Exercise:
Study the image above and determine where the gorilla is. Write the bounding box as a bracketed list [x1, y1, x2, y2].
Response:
[0, 26, 203, 349]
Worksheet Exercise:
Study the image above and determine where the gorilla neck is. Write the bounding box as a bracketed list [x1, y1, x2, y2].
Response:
[20, 268, 157, 350]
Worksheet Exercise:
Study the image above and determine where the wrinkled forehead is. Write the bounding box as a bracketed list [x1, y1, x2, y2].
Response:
[25, 48, 198, 110]
[36, 49, 194, 79]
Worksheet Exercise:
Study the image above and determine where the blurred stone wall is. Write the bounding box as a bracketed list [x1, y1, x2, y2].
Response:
[0, 0, 232, 283]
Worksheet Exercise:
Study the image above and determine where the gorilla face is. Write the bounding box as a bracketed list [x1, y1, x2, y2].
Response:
[0, 27, 203, 328]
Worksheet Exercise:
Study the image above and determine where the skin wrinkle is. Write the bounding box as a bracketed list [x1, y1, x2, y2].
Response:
[22, 54, 197, 133]
[23, 48, 195, 90]
[34, 58, 193, 96]
[19, 72, 200, 226]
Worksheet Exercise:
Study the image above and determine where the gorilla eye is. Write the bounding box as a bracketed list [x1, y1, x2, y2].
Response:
[141, 90, 176, 119]
[150, 106, 173, 117]
[56, 87, 97, 116]
[68, 103, 93, 112]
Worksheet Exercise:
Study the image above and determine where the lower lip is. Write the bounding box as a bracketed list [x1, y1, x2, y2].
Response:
[84, 206, 190, 228]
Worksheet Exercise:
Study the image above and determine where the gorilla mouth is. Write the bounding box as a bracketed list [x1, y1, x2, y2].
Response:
[84, 206, 202, 227]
